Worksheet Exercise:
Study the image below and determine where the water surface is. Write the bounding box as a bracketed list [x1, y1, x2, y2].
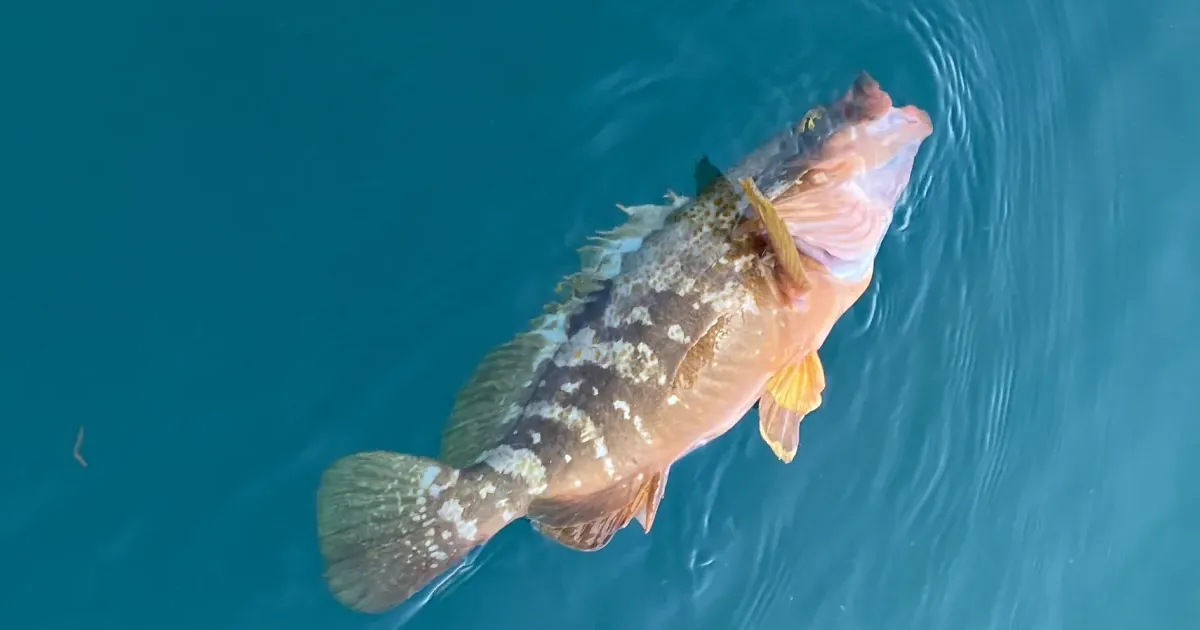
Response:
[2, 0, 1199, 628]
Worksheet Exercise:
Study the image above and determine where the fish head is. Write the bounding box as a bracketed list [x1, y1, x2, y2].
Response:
[822, 72, 933, 201]
[744, 72, 933, 281]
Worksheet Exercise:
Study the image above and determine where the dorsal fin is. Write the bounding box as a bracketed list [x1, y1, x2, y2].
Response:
[439, 193, 690, 468]
[693, 155, 726, 197]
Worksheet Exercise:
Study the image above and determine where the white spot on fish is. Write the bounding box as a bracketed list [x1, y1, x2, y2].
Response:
[564, 454, 572, 462]
[436, 499, 479, 540]
[667, 324, 691, 344]
[524, 401, 600, 442]
[574, 479, 583, 487]
[529, 431, 542, 444]
[700, 280, 759, 314]
[502, 510, 516, 521]
[677, 277, 697, 295]
[613, 400, 632, 420]
[592, 386, 599, 396]
[419, 466, 440, 490]
[555, 327, 663, 383]
[431, 550, 449, 561]
[667, 395, 680, 405]
[427, 469, 459, 499]
[603, 457, 615, 478]
[633, 415, 653, 443]
[647, 261, 685, 293]
[561, 380, 582, 394]
[605, 303, 655, 328]
[478, 482, 496, 498]
[482, 445, 548, 495]
[593, 436, 609, 459]
[730, 254, 756, 272]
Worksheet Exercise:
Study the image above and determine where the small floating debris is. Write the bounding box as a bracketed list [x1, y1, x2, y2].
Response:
[73, 426, 87, 468]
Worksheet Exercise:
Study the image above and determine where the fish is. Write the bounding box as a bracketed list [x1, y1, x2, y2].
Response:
[315, 71, 933, 614]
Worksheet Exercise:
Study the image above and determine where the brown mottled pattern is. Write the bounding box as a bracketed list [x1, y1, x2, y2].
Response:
[472, 180, 781, 525]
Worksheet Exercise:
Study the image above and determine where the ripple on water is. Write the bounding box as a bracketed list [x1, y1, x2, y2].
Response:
[654, 0, 1098, 625]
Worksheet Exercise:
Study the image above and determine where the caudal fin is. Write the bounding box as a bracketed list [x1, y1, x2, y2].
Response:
[316, 451, 522, 613]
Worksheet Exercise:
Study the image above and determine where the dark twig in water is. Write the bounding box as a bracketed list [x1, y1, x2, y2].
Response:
[74, 426, 87, 468]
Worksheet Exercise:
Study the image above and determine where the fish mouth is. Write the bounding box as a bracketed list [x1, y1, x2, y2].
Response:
[740, 72, 932, 197]
[735, 72, 934, 279]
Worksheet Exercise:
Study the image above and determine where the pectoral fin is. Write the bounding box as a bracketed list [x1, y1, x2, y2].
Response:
[759, 352, 826, 463]
[738, 177, 811, 294]
[534, 468, 671, 551]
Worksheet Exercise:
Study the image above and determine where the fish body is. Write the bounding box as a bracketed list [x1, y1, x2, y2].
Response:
[316, 72, 933, 613]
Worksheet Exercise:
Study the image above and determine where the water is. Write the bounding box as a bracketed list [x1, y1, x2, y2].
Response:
[2, 0, 1199, 628]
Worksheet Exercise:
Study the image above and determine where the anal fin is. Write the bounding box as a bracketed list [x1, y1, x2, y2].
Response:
[633, 467, 669, 533]
[533, 510, 634, 552]
[534, 468, 671, 551]
[759, 352, 826, 463]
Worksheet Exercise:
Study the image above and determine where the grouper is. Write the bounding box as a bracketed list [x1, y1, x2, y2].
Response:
[316, 72, 933, 613]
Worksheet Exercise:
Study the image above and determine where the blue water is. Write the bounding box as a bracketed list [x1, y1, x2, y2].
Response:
[3, 0, 1199, 628]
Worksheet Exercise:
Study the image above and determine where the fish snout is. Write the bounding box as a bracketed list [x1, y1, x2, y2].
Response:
[895, 105, 934, 142]
[839, 72, 893, 121]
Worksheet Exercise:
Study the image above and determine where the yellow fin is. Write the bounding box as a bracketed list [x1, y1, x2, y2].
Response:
[738, 177, 810, 293]
[758, 352, 826, 463]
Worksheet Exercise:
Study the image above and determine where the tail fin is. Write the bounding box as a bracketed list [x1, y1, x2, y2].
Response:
[316, 451, 523, 613]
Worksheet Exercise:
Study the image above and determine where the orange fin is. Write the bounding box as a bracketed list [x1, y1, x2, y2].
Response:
[633, 467, 669, 533]
[533, 509, 635, 552]
[759, 352, 826, 463]
[533, 469, 670, 550]
[738, 177, 811, 293]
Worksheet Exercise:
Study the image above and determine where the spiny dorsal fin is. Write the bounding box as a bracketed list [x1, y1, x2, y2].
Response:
[438, 194, 690, 468]
[693, 155, 727, 197]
